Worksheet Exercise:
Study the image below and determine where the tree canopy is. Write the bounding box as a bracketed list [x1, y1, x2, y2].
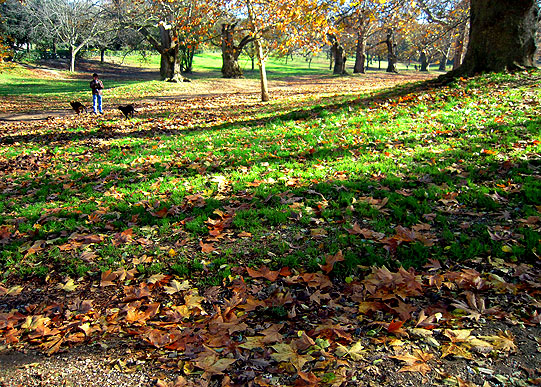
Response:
[0, 0, 538, 94]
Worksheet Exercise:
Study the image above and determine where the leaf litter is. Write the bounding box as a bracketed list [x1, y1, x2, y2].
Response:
[0, 70, 540, 386]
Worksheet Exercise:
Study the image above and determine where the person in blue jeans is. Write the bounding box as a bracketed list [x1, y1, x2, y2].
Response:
[90, 73, 104, 114]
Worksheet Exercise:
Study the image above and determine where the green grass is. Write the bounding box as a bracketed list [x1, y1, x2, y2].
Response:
[0, 67, 539, 285]
[106, 50, 437, 76]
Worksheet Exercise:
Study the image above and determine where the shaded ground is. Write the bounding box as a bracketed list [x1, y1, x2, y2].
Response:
[0, 262, 539, 387]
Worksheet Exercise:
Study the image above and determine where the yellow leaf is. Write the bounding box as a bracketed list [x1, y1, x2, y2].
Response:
[501, 245, 513, 253]
[59, 278, 78, 292]
[441, 343, 473, 359]
[398, 362, 431, 376]
[164, 279, 190, 294]
[6, 285, 23, 296]
[443, 329, 473, 343]
[479, 331, 517, 353]
[335, 341, 365, 360]
[239, 336, 265, 350]
[349, 341, 366, 361]
[169, 248, 177, 257]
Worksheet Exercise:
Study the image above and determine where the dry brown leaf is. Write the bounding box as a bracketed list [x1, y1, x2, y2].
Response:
[271, 343, 314, 372]
[319, 250, 344, 274]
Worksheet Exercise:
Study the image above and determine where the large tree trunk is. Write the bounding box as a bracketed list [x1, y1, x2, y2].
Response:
[332, 41, 347, 74]
[353, 29, 366, 74]
[221, 24, 243, 78]
[138, 25, 185, 82]
[159, 26, 183, 82]
[385, 29, 398, 73]
[439, 44, 451, 71]
[70, 46, 76, 72]
[69, 44, 84, 72]
[100, 48, 105, 64]
[419, 50, 429, 71]
[160, 48, 182, 82]
[454, 0, 538, 76]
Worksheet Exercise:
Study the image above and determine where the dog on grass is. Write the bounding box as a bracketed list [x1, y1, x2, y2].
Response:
[118, 104, 135, 119]
[70, 101, 87, 114]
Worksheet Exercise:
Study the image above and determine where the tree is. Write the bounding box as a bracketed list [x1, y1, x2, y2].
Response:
[368, 0, 416, 73]
[222, 0, 332, 101]
[28, 0, 103, 72]
[349, 1, 379, 74]
[416, 0, 469, 70]
[0, 0, 12, 61]
[0, 0, 34, 54]
[114, 0, 217, 82]
[453, 0, 539, 76]
[219, 22, 253, 78]
[329, 34, 347, 74]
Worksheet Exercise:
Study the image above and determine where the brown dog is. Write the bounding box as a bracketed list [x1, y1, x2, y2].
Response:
[118, 104, 135, 119]
[70, 101, 87, 114]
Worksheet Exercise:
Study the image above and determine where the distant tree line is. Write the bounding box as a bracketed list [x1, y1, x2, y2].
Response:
[0, 0, 539, 100]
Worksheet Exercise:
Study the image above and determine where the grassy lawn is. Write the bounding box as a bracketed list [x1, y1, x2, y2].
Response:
[0, 67, 539, 285]
[109, 50, 433, 76]
[0, 61, 540, 386]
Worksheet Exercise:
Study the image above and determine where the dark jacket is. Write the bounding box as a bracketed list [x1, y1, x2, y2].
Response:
[90, 79, 104, 96]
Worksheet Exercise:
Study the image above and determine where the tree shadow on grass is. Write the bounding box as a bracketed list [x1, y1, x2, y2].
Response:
[1, 72, 539, 279]
[0, 76, 448, 146]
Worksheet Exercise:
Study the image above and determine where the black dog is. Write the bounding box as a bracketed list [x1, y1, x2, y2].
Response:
[70, 101, 87, 114]
[118, 104, 135, 119]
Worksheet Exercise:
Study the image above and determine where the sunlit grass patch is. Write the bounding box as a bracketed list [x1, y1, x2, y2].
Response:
[0, 70, 540, 285]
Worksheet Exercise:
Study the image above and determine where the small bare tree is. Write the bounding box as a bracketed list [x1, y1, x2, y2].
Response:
[28, 0, 103, 72]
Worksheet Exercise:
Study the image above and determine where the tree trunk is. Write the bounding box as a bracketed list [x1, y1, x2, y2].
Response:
[180, 46, 195, 73]
[454, 0, 538, 76]
[221, 24, 243, 78]
[158, 25, 183, 82]
[452, 22, 467, 70]
[160, 48, 181, 82]
[70, 44, 85, 72]
[385, 29, 398, 73]
[70, 46, 76, 72]
[254, 37, 269, 102]
[439, 44, 451, 71]
[419, 50, 429, 71]
[100, 48, 105, 64]
[332, 41, 347, 75]
[353, 29, 366, 74]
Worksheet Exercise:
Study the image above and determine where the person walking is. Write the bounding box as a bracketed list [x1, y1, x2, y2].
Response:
[90, 73, 104, 115]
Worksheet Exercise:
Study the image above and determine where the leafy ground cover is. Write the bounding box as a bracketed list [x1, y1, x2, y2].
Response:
[0, 65, 539, 386]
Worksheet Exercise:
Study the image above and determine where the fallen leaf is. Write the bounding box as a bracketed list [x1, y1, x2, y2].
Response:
[271, 343, 314, 372]
[200, 241, 215, 253]
[319, 250, 344, 274]
[164, 279, 191, 294]
[194, 352, 236, 376]
[246, 265, 280, 282]
[58, 278, 78, 292]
